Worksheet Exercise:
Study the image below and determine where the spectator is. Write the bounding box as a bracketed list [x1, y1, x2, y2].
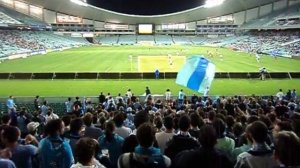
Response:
[165, 115, 199, 161]
[65, 97, 73, 114]
[38, 119, 74, 168]
[1, 126, 38, 168]
[33, 96, 40, 111]
[235, 121, 278, 168]
[71, 137, 106, 168]
[17, 108, 28, 138]
[46, 108, 59, 123]
[114, 112, 132, 139]
[173, 125, 233, 168]
[273, 131, 300, 167]
[1, 114, 11, 126]
[122, 111, 150, 153]
[83, 113, 103, 140]
[99, 92, 106, 104]
[118, 123, 171, 168]
[40, 101, 48, 117]
[155, 116, 175, 154]
[189, 113, 203, 139]
[276, 89, 284, 101]
[213, 118, 235, 160]
[98, 121, 124, 168]
[6, 96, 16, 113]
[66, 118, 84, 155]
[145, 86, 151, 97]
[165, 89, 172, 102]
[0, 148, 16, 168]
[178, 89, 185, 106]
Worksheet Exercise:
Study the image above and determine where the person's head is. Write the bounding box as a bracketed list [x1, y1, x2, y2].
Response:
[246, 121, 268, 144]
[226, 115, 235, 129]
[163, 116, 174, 130]
[83, 113, 93, 127]
[61, 115, 72, 127]
[136, 123, 156, 148]
[178, 115, 191, 132]
[68, 97, 71, 101]
[1, 126, 20, 147]
[113, 112, 124, 128]
[190, 113, 202, 128]
[166, 89, 170, 92]
[76, 96, 79, 100]
[212, 118, 226, 138]
[36, 95, 39, 99]
[199, 125, 217, 149]
[233, 122, 244, 138]
[1, 114, 10, 125]
[70, 118, 84, 134]
[273, 121, 293, 137]
[44, 119, 65, 136]
[208, 111, 216, 121]
[75, 137, 100, 166]
[134, 111, 150, 128]
[279, 89, 282, 92]
[274, 131, 300, 167]
[105, 121, 115, 142]
[27, 122, 40, 135]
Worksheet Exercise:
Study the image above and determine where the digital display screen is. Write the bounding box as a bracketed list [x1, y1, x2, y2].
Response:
[138, 24, 153, 34]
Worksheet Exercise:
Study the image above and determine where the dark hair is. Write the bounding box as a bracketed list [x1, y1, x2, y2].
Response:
[163, 116, 174, 130]
[1, 114, 10, 124]
[105, 121, 115, 142]
[136, 123, 155, 148]
[70, 118, 84, 133]
[233, 122, 244, 138]
[154, 117, 163, 130]
[226, 115, 235, 129]
[259, 115, 272, 128]
[83, 113, 93, 127]
[61, 115, 72, 127]
[2, 126, 19, 143]
[113, 112, 124, 128]
[247, 115, 259, 124]
[212, 118, 226, 138]
[133, 111, 150, 128]
[190, 113, 201, 128]
[277, 121, 293, 131]
[247, 121, 268, 143]
[199, 125, 217, 149]
[75, 137, 99, 165]
[208, 111, 216, 121]
[274, 131, 300, 167]
[178, 115, 191, 132]
[44, 119, 63, 136]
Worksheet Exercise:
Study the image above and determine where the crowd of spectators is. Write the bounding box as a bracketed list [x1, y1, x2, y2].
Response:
[226, 30, 300, 56]
[0, 88, 300, 168]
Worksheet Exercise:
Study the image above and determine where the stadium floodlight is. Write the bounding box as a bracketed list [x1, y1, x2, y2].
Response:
[70, 0, 88, 7]
[203, 0, 225, 8]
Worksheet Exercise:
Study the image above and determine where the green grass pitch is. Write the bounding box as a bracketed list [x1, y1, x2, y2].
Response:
[0, 45, 299, 97]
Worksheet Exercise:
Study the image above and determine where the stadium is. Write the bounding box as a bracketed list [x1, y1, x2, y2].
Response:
[0, 0, 300, 168]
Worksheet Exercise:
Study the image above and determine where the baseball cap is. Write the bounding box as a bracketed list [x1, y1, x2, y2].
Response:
[27, 122, 40, 132]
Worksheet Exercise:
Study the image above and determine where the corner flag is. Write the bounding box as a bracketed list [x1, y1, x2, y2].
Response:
[176, 55, 215, 93]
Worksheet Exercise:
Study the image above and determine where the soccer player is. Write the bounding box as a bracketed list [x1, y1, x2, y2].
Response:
[168, 54, 173, 67]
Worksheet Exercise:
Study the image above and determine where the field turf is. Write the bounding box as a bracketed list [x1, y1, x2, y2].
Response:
[0, 45, 299, 97]
[0, 79, 299, 97]
[0, 46, 300, 72]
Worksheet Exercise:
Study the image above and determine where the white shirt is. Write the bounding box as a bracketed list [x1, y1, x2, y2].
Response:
[155, 131, 174, 154]
[276, 91, 284, 100]
[46, 113, 59, 123]
[165, 91, 172, 101]
[115, 126, 132, 139]
[71, 159, 106, 168]
[126, 91, 132, 98]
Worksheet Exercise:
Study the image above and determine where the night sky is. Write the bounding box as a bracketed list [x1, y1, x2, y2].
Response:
[87, 0, 205, 15]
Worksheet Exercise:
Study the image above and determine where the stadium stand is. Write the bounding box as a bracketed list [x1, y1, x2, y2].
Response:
[155, 35, 174, 45]
[96, 35, 120, 45]
[172, 35, 192, 45]
[118, 35, 137, 45]
[0, 5, 48, 27]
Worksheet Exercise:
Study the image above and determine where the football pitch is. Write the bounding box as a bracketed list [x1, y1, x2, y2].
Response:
[0, 45, 299, 96]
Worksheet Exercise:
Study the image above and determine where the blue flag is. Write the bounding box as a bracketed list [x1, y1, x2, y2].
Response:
[176, 55, 215, 93]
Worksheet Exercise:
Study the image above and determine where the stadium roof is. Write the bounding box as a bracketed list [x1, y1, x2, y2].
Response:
[26, 0, 279, 24]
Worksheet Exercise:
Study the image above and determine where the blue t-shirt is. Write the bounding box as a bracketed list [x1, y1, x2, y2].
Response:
[98, 133, 124, 167]
[6, 99, 15, 109]
[0, 158, 16, 168]
[39, 136, 74, 168]
[11, 144, 38, 168]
